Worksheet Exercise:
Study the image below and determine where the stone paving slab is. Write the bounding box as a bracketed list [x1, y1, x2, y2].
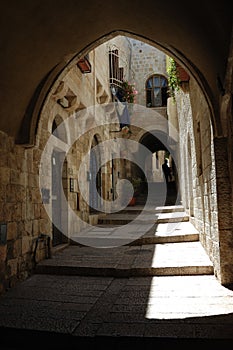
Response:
[70, 223, 154, 247]
[71, 220, 198, 247]
[134, 221, 199, 244]
[154, 205, 185, 213]
[98, 211, 189, 225]
[116, 205, 185, 216]
[0, 274, 233, 345]
[36, 241, 213, 277]
[154, 221, 199, 235]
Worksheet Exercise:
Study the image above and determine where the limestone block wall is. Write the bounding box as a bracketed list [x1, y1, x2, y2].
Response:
[214, 33, 233, 285]
[214, 137, 233, 284]
[0, 131, 51, 293]
[128, 38, 167, 107]
[175, 78, 221, 279]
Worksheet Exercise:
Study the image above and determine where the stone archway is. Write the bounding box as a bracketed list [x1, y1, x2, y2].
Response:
[22, 30, 233, 285]
[0, 3, 232, 289]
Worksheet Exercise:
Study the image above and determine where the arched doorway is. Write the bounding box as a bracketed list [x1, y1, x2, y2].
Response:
[138, 131, 179, 206]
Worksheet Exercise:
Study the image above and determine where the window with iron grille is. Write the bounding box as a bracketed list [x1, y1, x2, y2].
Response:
[146, 75, 168, 107]
[109, 49, 124, 89]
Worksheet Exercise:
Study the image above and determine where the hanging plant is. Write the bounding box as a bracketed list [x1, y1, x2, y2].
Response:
[121, 80, 138, 103]
[167, 57, 181, 101]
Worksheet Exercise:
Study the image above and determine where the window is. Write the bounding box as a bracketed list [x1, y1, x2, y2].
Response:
[109, 49, 124, 89]
[146, 75, 168, 107]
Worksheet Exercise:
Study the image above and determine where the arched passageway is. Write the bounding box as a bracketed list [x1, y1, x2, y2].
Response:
[0, 1, 232, 292]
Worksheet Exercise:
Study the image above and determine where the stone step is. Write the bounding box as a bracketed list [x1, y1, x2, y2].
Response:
[36, 241, 214, 277]
[154, 205, 185, 213]
[117, 204, 185, 215]
[36, 206, 212, 279]
[98, 211, 189, 225]
[70, 207, 192, 247]
[131, 221, 199, 245]
[70, 221, 199, 247]
[155, 211, 189, 223]
[135, 198, 179, 206]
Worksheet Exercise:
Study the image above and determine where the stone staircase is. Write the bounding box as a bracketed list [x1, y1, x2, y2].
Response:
[36, 205, 214, 277]
[136, 181, 179, 206]
[3, 204, 228, 346]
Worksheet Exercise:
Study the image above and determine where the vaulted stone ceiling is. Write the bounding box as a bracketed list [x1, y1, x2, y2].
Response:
[0, 0, 232, 144]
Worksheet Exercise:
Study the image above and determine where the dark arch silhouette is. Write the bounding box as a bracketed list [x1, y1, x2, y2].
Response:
[138, 130, 180, 205]
[15, 29, 220, 145]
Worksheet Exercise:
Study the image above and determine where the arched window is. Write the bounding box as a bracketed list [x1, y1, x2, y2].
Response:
[146, 75, 168, 107]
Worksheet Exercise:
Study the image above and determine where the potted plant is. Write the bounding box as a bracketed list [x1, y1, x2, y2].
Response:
[121, 80, 138, 103]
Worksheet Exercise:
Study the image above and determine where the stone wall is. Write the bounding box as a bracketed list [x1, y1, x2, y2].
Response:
[0, 131, 50, 293]
[175, 78, 221, 280]
[216, 30, 233, 285]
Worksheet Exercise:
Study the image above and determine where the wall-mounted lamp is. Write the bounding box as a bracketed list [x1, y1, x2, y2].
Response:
[77, 55, 92, 74]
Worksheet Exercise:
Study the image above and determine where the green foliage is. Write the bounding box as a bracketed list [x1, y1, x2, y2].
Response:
[167, 57, 181, 100]
[121, 80, 138, 103]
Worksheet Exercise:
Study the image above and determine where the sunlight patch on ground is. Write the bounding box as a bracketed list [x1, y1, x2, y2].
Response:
[145, 275, 233, 319]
